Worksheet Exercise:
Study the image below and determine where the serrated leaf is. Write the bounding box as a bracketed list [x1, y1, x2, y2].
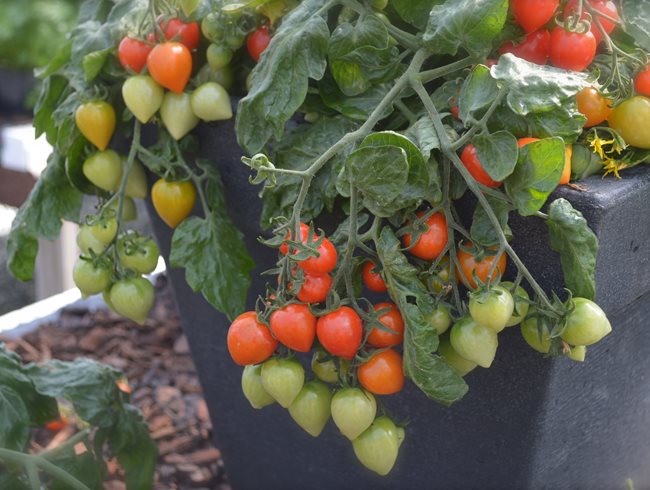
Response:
[82, 48, 112, 81]
[472, 130, 518, 181]
[48, 437, 105, 490]
[621, 0, 650, 51]
[459, 64, 499, 123]
[318, 71, 393, 122]
[470, 196, 512, 247]
[546, 198, 598, 300]
[33, 76, 68, 144]
[0, 386, 30, 451]
[393, 0, 443, 29]
[403, 117, 440, 160]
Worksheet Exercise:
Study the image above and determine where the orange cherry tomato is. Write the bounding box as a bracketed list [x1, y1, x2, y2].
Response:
[146, 42, 192, 93]
[358, 349, 404, 395]
[227, 312, 278, 366]
[151, 179, 196, 228]
[456, 242, 507, 289]
[45, 415, 68, 432]
[403, 211, 448, 261]
[367, 302, 404, 348]
[576, 87, 611, 127]
[362, 260, 387, 293]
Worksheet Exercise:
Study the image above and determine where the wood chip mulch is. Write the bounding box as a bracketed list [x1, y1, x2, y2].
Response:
[1, 276, 230, 490]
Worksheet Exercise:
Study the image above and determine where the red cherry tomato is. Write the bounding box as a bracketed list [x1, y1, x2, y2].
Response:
[162, 18, 200, 50]
[460, 144, 501, 188]
[484, 58, 498, 68]
[279, 223, 338, 274]
[511, 0, 559, 33]
[247, 25, 271, 62]
[362, 261, 387, 293]
[456, 243, 507, 289]
[564, 0, 618, 44]
[358, 349, 404, 395]
[296, 273, 333, 303]
[118, 37, 152, 73]
[146, 42, 192, 93]
[403, 211, 448, 261]
[576, 87, 612, 127]
[449, 98, 460, 119]
[227, 311, 278, 366]
[270, 303, 316, 352]
[368, 303, 404, 348]
[316, 306, 363, 360]
[549, 27, 596, 72]
[499, 29, 551, 65]
[45, 416, 68, 432]
[635, 66, 650, 97]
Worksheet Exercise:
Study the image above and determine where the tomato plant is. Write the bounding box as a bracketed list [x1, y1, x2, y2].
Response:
[241, 364, 275, 409]
[608, 96, 650, 150]
[122, 75, 164, 124]
[109, 277, 155, 325]
[352, 416, 405, 476]
[161, 18, 200, 50]
[450, 316, 499, 368]
[295, 272, 333, 303]
[469, 285, 515, 333]
[576, 87, 611, 127]
[72, 258, 112, 296]
[191, 82, 233, 121]
[564, 0, 619, 45]
[117, 233, 159, 274]
[75, 101, 116, 151]
[635, 66, 650, 97]
[561, 297, 612, 346]
[457, 244, 507, 289]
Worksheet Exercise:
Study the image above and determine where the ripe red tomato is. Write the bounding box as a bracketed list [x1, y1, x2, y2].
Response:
[270, 303, 316, 352]
[362, 261, 387, 293]
[247, 25, 271, 62]
[565, 0, 618, 44]
[518, 137, 571, 185]
[635, 66, 650, 97]
[449, 98, 460, 119]
[368, 303, 404, 348]
[146, 42, 192, 93]
[499, 29, 551, 65]
[279, 223, 338, 274]
[358, 349, 404, 395]
[45, 416, 68, 432]
[162, 18, 200, 50]
[296, 273, 333, 303]
[576, 87, 612, 127]
[316, 306, 363, 360]
[118, 37, 152, 73]
[511, 0, 559, 33]
[460, 144, 501, 188]
[403, 211, 448, 261]
[549, 27, 596, 72]
[456, 243, 507, 289]
[227, 312, 278, 366]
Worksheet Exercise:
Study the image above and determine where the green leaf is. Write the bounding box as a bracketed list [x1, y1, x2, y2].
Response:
[170, 161, 255, 320]
[430, 77, 465, 113]
[505, 138, 565, 216]
[403, 117, 440, 160]
[236, 0, 330, 154]
[35, 41, 72, 79]
[392, 0, 443, 29]
[621, 0, 650, 51]
[423, 0, 508, 56]
[458, 64, 499, 123]
[7, 152, 83, 281]
[82, 48, 112, 81]
[375, 228, 468, 406]
[318, 71, 393, 122]
[0, 386, 30, 451]
[33, 76, 68, 144]
[546, 198, 598, 300]
[571, 144, 604, 180]
[48, 437, 105, 490]
[0, 473, 29, 490]
[470, 196, 512, 247]
[492, 54, 590, 115]
[472, 130, 518, 181]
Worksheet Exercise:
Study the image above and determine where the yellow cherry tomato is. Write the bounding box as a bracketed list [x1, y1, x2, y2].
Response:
[75, 101, 116, 151]
[151, 179, 196, 228]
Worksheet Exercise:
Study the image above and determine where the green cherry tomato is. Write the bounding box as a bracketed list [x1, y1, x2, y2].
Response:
[160, 92, 199, 140]
[88, 216, 117, 244]
[82, 150, 123, 192]
[122, 159, 148, 199]
[425, 305, 452, 335]
[607, 96, 650, 150]
[73, 258, 112, 297]
[241, 364, 275, 409]
[370, 0, 388, 9]
[103, 288, 117, 313]
[520, 315, 551, 353]
[566, 345, 586, 362]
[330, 387, 376, 440]
[77, 225, 108, 255]
[501, 282, 530, 327]
[450, 316, 498, 368]
[561, 298, 612, 346]
[122, 75, 164, 124]
[107, 197, 137, 222]
[260, 358, 305, 408]
[288, 380, 332, 437]
[438, 336, 477, 376]
[191, 82, 233, 122]
[469, 285, 514, 333]
[352, 416, 405, 476]
[311, 348, 341, 384]
[109, 277, 155, 325]
[117, 234, 159, 274]
[206, 44, 233, 70]
[201, 13, 224, 42]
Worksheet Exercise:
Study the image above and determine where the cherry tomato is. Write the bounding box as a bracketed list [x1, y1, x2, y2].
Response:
[367, 303, 404, 348]
[438, 336, 477, 376]
[227, 311, 278, 366]
[567, 345, 587, 362]
[561, 298, 611, 346]
[460, 144, 501, 188]
[608, 96, 650, 149]
[295, 272, 332, 303]
[206, 43, 233, 70]
[124, 159, 148, 199]
[270, 303, 316, 352]
[288, 380, 332, 437]
[280, 223, 338, 274]
[635, 66, 650, 97]
[162, 18, 200, 50]
[316, 306, 363, 360]
[425, 305, 452, 335]
[426, 256, 456, 295]
[247, 25, 271, 62]
[511, 0, 559, 33]
[520, 315, 551, 353]
[565, 0, 618, 44]
[87, 216, 117, 244]
[449, 98, 460, 119]
[190, 82, 233, 122]
[469, 285, 514, 333]
[352, 416, 405, 476]
[122, 75, 164, 124]
[45, 416, 68, 432]
[77, 225, 108, 255]
[362, 260, 387, 293]
[449, 316, 498, 368]
[358, 349, 404, 395]
[500, 281, 530, 327]
[109, 277, 155, 325]
[403, 211, 448, 260]
[75, 101, 116, 151]
[518, 137, 571, 184]
[549, 27, 596, 72]
[82, 150, 122, 192]
[107, 197, 137, 222]
[241, 364, 275, 409]
[311, 348, 341, 384]
[331, 387, 377, 440]
[160, 91, 199, 140]
[260, 357, 304, 408]
[73, 258, 112, 297]
[117, 234, 159, 274]
[118, 37, 152, 73]
[576, 87, 612, 127]
[152, 179, 196, 228]
[456, 243, 507, 289]
[499, 29, 551, 65]
[146, 42, 192, 94]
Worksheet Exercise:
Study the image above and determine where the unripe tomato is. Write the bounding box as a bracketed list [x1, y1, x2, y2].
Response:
[227, 311, 278, 366]
[77, 225, 108, 255]
[190, 82, 233, 121]
[460, 144, 501, 187]
[567, 345, 587, 362]
[499, 29, 551, 65]
[520, 315, 551, 353]
[403, 211, 448, 260]
[247, 25, 271, 62]
[162, 18, 200, 50]
[426, 256, 456, 295]
[73, 258, 112, 296]
[425, 305, 452, 335]
[241, 364, 275, 409]
[607, 96, 650, 150]
[107, 197, 137, 222]
[160, 91, 199, 140]
[576, 87, 612, 127]
[260, 358, 304, 408]
[438, 336, 477, 376]
[296, 272, 332, 303]
[362, 260, 387, 293]
[500, 281, 530, 327]
[152, 179, 196, 228]
[367, 303, 404, 348]
[561, 298, 612, 346]
[635, 66, 650, 97]
[456, 243, 507, 289]
[311, 348, 346, 384]
[270, 303, 316, 352]
[549, 27, 596, 72]
[75, 101, 116, 151]
[147, 42, 192, 93]
[82, 150, 122, 192]
[280, 223, 338, 274]
[201, 13, 224, 42]
[450, 316, 498, 368]
[358, 349, 404, 395]
[316, 306, 363, 360]
[206, 44, 233, 70]
[88, 216, 117, 245]
[118, 37, 152, 73]
[109, 277, 155, 325]
[122, 75, 164, 124]
[352, 416, 405, 476]
[469, 285, 515, 333]
[117, 234, 159, 274]
[370, 0, 388, 9]
[331, 387, 377, 440]
[288, 380, 332, 437]
[564, 0, 618, 44]
[124, 159, 148, 199]
[511, 0, 559, 33]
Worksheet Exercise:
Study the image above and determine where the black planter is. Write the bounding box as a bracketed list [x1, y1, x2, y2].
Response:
[145, 119, 650, 489]
[0, 68, 35, 117]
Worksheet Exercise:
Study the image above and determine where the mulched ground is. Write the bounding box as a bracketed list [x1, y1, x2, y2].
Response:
[1, 275, 230, 490]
